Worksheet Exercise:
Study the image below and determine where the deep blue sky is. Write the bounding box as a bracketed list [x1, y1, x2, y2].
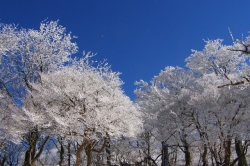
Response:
[1, 1, 250, 100]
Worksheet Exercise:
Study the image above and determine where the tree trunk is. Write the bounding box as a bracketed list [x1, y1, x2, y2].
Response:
[30, 135, 50, 166]
[146, 132, 152, 166]
[173, 148, 177, 166]
[201, 145, 208, 166]
[106, 136, 111, 166]
[75, 138, 106, 166]
[23, 131, 39, 166]
[85, 144, 93, 166]
[209, 146, 220, 166]
[23, 129, 50, 166]
[235, 139, 248, 166]
[161, 142, 168, 166]
[184, 145, 191, 166]
[68, 142, 71, 166]
[58, 137, 64, 166]
[223, 140, 231, 166]
[75, 141, 89, 166]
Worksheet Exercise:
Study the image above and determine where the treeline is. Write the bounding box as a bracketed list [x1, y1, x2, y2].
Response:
[1, 21, 250, 166]
[135, 38, 250, 165]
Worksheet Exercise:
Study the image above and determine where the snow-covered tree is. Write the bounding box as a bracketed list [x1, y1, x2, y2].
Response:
[185, 37, 250, 165]
[0, 20, 78, 100]
[136, 50, 250, 165]
[0, 23, 19, 56]
[185, 38, 250, 88]
[0, 20, 78, 166]
[135, 66, 197, 166]
[0, 20, 142, 166]
[25, 54, 143, 166]
[187, 72, 250, 165]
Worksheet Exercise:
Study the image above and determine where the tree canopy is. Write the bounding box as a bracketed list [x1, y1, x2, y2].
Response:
[1, 20, 250, 166]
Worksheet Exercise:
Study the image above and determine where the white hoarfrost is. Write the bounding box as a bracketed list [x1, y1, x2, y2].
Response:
[25, 56, 142, 140]
[0, 20, 78, 144]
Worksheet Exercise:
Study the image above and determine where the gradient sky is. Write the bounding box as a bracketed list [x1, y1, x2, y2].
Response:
[1, 0, 250, 99]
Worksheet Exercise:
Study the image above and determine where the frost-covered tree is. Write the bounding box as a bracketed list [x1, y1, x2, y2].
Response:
[0, 23, 19, 56]
[26, 55, 143, 166]
[187, 72, 250, 165]
[185, 38, 250, 88]
[185, 37, 250, 165]
[135, 66, 197, 166]
[0, 20, 78, 166]
[0, 23, 20, 147]
[136, 49, 250, 165]
[0, 20, 78, 100]
[0, 20, 141, 166]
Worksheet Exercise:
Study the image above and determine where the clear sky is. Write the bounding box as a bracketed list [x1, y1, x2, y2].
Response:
[1, 0, 250, 100]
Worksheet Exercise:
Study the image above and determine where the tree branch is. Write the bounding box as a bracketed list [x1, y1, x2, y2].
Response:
[31, 134, 51, 165]
[91, 139, 107, 153]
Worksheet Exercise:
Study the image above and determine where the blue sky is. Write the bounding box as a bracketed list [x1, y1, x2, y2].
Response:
[1, 0, 250, 100]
